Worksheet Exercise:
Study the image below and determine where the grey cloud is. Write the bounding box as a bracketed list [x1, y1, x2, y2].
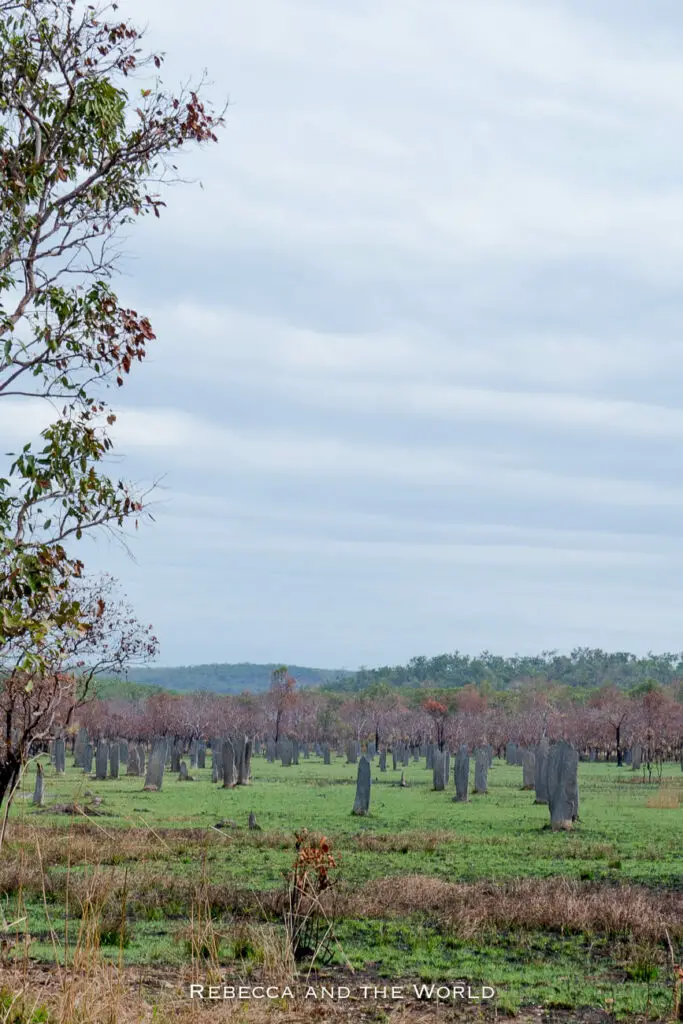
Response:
[49, 0, 683, 666]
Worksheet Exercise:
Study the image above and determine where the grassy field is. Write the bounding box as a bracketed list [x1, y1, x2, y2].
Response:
[2, 751, 682, 1022]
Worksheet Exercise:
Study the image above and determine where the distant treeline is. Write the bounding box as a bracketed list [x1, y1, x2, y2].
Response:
[324, 649, 683, 694]
[114, 649, 683, 698]
[92, 679, 175, 701]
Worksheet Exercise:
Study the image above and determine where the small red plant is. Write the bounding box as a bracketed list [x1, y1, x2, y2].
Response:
[284, 830, 340, 963]
[292, 829, 338, 893]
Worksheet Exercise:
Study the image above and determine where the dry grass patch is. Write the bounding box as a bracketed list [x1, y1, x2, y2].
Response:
[345, 876, 683, 941]
[2, 822, 229, 866]
[0, 858, 266, 924]
[645, 791, 681, 809]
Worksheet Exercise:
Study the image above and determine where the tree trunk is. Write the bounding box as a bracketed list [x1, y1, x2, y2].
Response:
[0, 752, 22, 812]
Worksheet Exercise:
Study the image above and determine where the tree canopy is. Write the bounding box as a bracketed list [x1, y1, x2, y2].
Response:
[0, 0, 223, 673]
[324, 648, 683, 694]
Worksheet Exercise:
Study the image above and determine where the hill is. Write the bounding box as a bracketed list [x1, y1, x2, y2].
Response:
[124, 662, 352, 694]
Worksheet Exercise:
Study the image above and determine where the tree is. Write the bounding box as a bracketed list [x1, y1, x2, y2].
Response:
[456, 685, 488, 715]
[364, 681, 395, 750]
[0, 0, 223, 671]
[0, 573, 157, 807]
[316, 694, 340, 744]
[589, 685, 632, 765]
[422, 697, 449, 751]
[339, 695, 371, 744]
[265, 667, 296, 743]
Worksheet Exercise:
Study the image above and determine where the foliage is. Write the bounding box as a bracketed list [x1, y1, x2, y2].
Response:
[0, 573, 158, 806]
[0, 0, 222, 671]
[264, 666, 297, 742]
[328, 648, 683, 694]
[284, 829, 339, 964]
[422, 698, 449, 749]
[120, 650, 683, 698]
[73, 674, 683, 770]
[1, 573, 157, 688]
[91, 677, 175, 700]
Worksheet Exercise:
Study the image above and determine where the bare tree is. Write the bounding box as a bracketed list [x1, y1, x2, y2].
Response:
[264, 667, 296, 743]
[0, 573, 158, 808]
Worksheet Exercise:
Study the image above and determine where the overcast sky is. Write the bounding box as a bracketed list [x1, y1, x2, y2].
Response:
[10, 0, 683, 670]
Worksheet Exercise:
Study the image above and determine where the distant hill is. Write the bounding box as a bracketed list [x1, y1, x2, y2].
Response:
[91, 678, 177, 701]
[123, 662, 353, 694]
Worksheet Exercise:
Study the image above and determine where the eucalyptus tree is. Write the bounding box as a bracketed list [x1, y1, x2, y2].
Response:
[0, 0, 221, 804]
[0, 5, 220, 657]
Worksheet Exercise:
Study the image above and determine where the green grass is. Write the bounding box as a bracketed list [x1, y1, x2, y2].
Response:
[338, 923, 672, 1018]
[3, 752, 682, 1020]
[11, 921, 673, 1019]
[10, 754, 683, 887]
